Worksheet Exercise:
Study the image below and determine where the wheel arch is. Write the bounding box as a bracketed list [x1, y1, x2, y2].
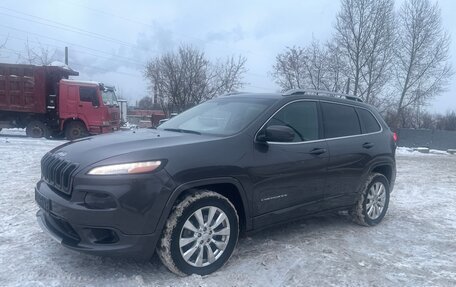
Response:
[371, 165, 392, 183]
[61, 117, 89, 131]
[368, 159, 396, 193]
[156, 177, 251, 236]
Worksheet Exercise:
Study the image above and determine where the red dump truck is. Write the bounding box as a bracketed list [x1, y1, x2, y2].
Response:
[0, 63, 120, 140]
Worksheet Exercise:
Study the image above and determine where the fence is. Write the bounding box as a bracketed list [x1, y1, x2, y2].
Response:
[397, 128, 456, 150]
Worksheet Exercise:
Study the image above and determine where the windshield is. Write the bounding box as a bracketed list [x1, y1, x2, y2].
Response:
[158, 98, 275, 136]
[102, 89, 118, 106]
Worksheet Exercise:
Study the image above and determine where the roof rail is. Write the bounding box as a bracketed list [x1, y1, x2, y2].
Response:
[283, 89, 364, 102]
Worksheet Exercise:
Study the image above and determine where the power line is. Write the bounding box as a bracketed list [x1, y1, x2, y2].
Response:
[0, 6, 271, 89]
[60, 0, 255, 55]
[0, 4, 264, 79]
[61, 0, 209, 44]
[0, 7, 138, 49]
[1, 46, 272, 89]
[0, 25, 148, 65]
[0, 33, 144, 67]
[0, 25, 267, 82]
[1, 45, 141, 78]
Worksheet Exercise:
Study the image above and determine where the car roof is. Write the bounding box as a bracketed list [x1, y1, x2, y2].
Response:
[220, 91, 373, 109]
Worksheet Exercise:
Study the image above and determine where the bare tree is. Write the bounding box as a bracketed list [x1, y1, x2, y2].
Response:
[271, 41, 348, 93]
[302, 41, 326, 90]
[323, 42, 349, 93]
[144, 45, 246, 114]
[21, 39, 59, 65]
[138, 96, 154, 110]
[335, 0, 395, 102]
[393, 0, 453, 127]
[271, 46, 306, 90]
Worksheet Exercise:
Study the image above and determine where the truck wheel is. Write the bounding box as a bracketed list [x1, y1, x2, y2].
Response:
[157, 191, 239, 276]
[65, 121, 88, 140]
[26, 121, 50, 138]
[350, 173, 390, 226]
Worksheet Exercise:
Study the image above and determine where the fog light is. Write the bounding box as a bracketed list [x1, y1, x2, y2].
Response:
[85, 228, 119, 244]
[84, 192, 117, 209]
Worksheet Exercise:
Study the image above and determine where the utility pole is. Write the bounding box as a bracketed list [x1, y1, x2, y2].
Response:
[65, 47, 68, 65]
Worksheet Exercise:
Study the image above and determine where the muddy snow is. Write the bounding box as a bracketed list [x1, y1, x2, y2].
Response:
[0, 132, 455, 287]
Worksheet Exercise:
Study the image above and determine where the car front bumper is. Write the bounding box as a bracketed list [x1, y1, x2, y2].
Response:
[34, 171, 173, 260]
[36, 208, 158, 260]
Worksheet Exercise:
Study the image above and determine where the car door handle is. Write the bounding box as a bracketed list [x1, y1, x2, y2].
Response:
[309, 148, 327, 155]
[363, 142, 374, 149]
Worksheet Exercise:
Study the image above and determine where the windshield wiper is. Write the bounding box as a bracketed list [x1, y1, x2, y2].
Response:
[163, 128, 201, 135]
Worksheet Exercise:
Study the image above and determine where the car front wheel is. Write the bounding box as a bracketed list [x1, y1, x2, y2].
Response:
[157, 191, 239, 276]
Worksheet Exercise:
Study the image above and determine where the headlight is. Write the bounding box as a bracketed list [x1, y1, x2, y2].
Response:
[87, 161, 162, 175]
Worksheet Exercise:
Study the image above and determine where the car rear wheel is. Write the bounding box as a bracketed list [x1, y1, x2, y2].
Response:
[157, 191, 239, 276]
[350, 173, 390, 226]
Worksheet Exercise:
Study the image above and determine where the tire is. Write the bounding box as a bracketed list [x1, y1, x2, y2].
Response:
[157, 191, 239, 276]
[65, 121, 88, 140]
[26, 120, 50, 138]
[350, 173, 390, 226]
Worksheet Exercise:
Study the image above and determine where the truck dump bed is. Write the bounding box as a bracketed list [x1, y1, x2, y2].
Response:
[0, 63, 78, 114]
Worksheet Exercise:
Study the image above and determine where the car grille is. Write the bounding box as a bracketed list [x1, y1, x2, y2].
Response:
[41, 153, 78, 195]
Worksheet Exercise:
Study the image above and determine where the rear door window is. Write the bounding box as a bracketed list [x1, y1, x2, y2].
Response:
[357, 108, 381, 133]
[321, 102, 361, 138]
[266, 101, 319, 142]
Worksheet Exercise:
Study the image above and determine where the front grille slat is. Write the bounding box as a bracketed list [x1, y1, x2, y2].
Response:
[62, 164, 77, 190]
[54, 161, 67, 188]
[48, 157, 60, 184]
[40, 153, 78, 195]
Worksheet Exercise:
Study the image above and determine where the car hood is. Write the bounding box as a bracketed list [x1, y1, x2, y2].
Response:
[48, 129, 220, 168]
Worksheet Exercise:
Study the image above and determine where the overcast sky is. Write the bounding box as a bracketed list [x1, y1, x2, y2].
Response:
[0, 0, 455, 112]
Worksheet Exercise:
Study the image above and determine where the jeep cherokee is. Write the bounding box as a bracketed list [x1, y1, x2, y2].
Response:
[35, 89, 396, 276]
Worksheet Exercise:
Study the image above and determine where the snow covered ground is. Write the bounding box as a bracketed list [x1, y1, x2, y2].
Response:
[0, 132, 455, 287]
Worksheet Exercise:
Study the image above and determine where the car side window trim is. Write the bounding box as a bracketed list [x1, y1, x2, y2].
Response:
[255, 99, 383, 145]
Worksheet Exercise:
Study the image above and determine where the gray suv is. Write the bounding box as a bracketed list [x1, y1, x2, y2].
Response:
[35, 89, 396, 276]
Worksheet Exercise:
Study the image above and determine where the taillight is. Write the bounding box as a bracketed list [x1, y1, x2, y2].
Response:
[393, 132, 398, 142]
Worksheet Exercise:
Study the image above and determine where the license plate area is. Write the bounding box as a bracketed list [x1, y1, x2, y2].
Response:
[35, 190, 52, 212]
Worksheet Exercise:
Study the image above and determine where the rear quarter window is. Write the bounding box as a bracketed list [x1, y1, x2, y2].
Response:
[357, 108, 381, 133]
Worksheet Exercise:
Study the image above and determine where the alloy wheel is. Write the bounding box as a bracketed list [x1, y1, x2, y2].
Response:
[366, 182, 386, 220]
[179, 206, 231, 267]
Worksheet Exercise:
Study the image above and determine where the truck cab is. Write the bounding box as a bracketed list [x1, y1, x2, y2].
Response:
[58, 80, 120, 139]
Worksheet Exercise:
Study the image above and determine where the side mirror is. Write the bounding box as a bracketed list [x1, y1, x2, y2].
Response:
[257, 125, 295, 143]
